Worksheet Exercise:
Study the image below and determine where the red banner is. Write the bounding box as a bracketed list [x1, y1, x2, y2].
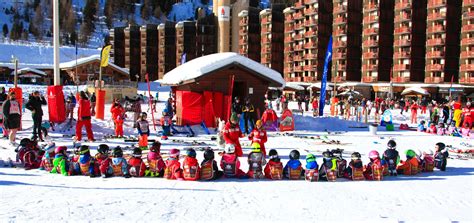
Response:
[95, 89, 106, 120]
[47, 85, 66, 123]
[279, 109, 295, 132]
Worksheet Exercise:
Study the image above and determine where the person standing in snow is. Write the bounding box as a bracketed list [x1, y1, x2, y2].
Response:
[242, 97, 255, 135]
[75, 91, 95, 142]
[231, 97, 243, 118]
[2, 91, 21, 145]
[0, 86, 9, 138]
[223, 113, 244, 157]
[110, 99, 125, 138]
[66, 92, 76, 121]
[25, 91, 47, 142]
[90, 92, 96, 116]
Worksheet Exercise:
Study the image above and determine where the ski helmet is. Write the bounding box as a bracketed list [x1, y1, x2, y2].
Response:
[169, 148, 180, 157]
[251, 142, 261, 153]
[322, 150, 333, 159]
[289, 150, 300, 160]
[186, 148, 197, 158]
[255, 120, 263, 128]
[98, 144, 110, 155]
[225, 144, 235, 154]
[79, 145, 90, 155]
[405, 149, 416, 159]
[203, 148, 214, 160]
[387, 139, 397, 149]
[306, 154, 316, 163]
[140, 112, 147, 118]
[268, 149, 278, 157]
[55, 146, 67, 154]
[20, 138, 32, 147]
[435, 142, 446, 151]
[113, 147, 123, 157]
[132, 147, 142, 158]
[368, 150, 380, 159]
[230, 113, 239, 123]
[150, 141, 161, 153]
[351, 152, 362, 160]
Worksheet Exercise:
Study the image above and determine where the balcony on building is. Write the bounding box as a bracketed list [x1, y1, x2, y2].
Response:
[461, 64, 474, 71]
[427, 0, 446, 9]
[294, 33, 304, 41]
[363, 39, 378, 47]
[304, 0, 316, 4]
[294, 55, 303, 62]
[363, 27, 378, 35]
[426, 38, 445, 46]
[393, 51, 410, 59]
[393, 63, 410, 71]
[459, 73, 474, 84]
[304, 7, 317, 15]
[395, 26, 411, 34]
[426, 64, 444, 71]
[304, 54, 316, 59]
[284, 46, 293, 52]
[304, 64, 315, 71]
[362, 76, 377, 83]
[425, 76, 444, 83]
[362, 64, 378, 71]
[427, 25, 445, 33]
[394, 39, 411, 47]
[295, 23, 304, 30]
[333, 5, 347, 14]
[363, 51, 378, 59]
[426, 50, 444, 58]
[332, 75, 346, 82]
[363, 15, 378, 23]
[461, 37, 474, 45]
[465, 0, 474, 6]
[365, 2, 378, 12]
[304, 30, 316, 38]
[463, 11, 474, 19]
[304, 42, 317, 49]
[427, 11, 446, 21]
[392, 76, 410, 83]
[395, 12, 411, 22]
[395, 1, 411, 10]
[294, 12, 303, 20]
[333, 40, 347, 48]
[294, 44, 304, 51]
[461, 51, 474, 58]
[305, 19, 317, 27]
[462, 24, 474, 32]
[334, 16, 347, 25]
[333, 52, 346, 60]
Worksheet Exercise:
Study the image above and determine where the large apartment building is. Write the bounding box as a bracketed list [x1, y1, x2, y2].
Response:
[460, 0, 474, 84]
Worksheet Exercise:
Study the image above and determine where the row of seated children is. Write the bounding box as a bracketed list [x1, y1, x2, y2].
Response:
[420, 120, 472, 138]
[23, 138, 449, 181]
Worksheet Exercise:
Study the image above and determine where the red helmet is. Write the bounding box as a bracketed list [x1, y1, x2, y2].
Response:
[368, 150, 380, 159]
[169, 148, 180, 157]
[55, 146, 67, 154]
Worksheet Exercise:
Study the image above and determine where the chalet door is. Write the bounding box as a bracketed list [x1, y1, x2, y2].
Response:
[232, 81, 247, 101]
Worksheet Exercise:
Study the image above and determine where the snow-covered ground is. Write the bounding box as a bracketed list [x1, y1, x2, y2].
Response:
[0, 93, 472, 222]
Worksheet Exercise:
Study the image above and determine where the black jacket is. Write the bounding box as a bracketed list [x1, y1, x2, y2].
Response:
[231, 102, 243, 115]
[26, 95, 47, 117]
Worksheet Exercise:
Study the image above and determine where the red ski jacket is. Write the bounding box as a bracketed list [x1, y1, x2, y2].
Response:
[110, 105, 125, 121]
[248, 128, 267, 155]
[128, 157, 146, 177]
[223, 122, 243, 156]
[78, 99, 92, 120]
[264, 160, 283, 180]
[164, 159, 183, 180]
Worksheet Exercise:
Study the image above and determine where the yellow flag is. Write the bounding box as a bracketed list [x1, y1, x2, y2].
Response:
[100, 45, 112, 67]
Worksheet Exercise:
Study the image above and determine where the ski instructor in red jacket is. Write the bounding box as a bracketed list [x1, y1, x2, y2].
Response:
[75, 91, 95, 142]
[223, 113, 244, 157]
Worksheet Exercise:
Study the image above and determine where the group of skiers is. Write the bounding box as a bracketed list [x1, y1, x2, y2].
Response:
[15, 135, 449, 182]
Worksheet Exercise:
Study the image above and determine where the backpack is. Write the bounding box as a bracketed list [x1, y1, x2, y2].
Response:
[288, 166, 302, 180]
[164, 165, 173, 179]
[129, 159, 144, 177]
[269, 163, 283, 180]
[352, 167, 365, 181]
[336, 158, 347, 178]
[79, 160, 91, 176]
[371, 165, 383, 181]
[410, 163, 419, 175]
[200, 160, 214, 180]
[249, 152, 264, 172]
[112, 161, 124, 176]
[183, 160, 200, 181]
[148, 158, 164, 174]
[305, 169, 319, 182]
[223, 157, 237, 177]
[422, 156, 435, 172]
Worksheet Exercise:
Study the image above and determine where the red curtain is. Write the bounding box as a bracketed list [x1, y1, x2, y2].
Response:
[179, 91, 203, 125]
[202, 91, 215, 127]
[47, 85, 66, 123]
[213, 92, 224, 121]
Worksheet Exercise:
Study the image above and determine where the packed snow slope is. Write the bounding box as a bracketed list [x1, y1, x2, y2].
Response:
[0, 97, 472, 222]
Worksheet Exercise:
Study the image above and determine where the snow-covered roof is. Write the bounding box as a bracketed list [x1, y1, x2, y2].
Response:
[284, 82, 305, 91]
[10, 67, 47, 76]
[401, 87, 429, 96]
[160, 52, 285, 87]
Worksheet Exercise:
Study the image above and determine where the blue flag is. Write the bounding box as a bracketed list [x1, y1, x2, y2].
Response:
[319, 36, 333, 116]
[75, 43, 78, 55]
[181, 53, 187, 64]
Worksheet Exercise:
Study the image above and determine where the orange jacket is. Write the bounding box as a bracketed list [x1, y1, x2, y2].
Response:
[396, 157, 419, 175]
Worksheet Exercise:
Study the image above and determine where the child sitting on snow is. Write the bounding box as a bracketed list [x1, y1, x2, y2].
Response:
[164, 148, 184, 180]
[182, 148, 200, 181]
[383, 139, 400, 176]
[247, 142, 266, 179]
[396, 149, 419, 175]
[160, 109, 172, 140]
[344, 152, 365, 180]
[95, 144, 113, 178]
[318, 150, 338, 181]
[50, 146, 70, 176]
[16, 138, 42, 170]
[304, 154, 319, 181]
[331, 148, 347, 178]
[420, 150, 435, 172]
[72, 145, 97, 176]
[128, 147, 147, 177]
[145, 141, 165, 177]
[284, 150, 304, 180]
[417, 120, 426, 132]
[220, 144, 247, 178]
[264, 149, 283, 180]
[39, 142, 56, 172]
[434, 142, 448, 171]
[136, 112, 150, 150]
[110, 147, 131, 178]
[437, 123, 447, 136]
[248, 120, 267, 156]
[363, 150, 384, 180]
[426, 123, 437, 134]
[460, 123, 472, 138]
[200, 148, 223, 180]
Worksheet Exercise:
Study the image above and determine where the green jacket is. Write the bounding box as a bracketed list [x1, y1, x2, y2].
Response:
[50, 155, 68, 176]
